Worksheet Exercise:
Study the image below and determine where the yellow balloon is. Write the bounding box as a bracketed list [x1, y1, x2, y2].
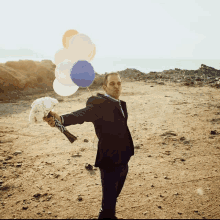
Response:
[62, 29, 79, 49]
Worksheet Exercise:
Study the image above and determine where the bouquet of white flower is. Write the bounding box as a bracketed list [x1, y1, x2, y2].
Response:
[29, 96, 77, 143]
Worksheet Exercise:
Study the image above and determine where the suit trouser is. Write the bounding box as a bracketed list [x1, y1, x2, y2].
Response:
[98, 163, 129, 219]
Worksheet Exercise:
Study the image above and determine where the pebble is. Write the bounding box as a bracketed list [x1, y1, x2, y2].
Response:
[13, 151, 22, 156]
[77, 195, 82, 201]
[85, 163, 93, 170]
[210, 130, 218, 135]
[16, 163, 22, 167]
[33, 193, 41, 198]
[5, 155, 13, 161]
[71, 153, 82, 157]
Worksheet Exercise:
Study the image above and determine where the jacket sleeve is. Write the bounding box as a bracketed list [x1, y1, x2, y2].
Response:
[60, 96, 102, 127]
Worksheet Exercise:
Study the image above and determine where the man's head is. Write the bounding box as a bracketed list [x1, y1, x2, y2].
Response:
[102, 73, 122, 100]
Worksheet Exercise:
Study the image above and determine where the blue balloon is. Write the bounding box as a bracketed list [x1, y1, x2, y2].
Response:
[70, 60, 95, 87]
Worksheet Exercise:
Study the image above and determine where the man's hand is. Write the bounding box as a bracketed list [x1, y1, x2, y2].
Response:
[43, 111, 62, 127]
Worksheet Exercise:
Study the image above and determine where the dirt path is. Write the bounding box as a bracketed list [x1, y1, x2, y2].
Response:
[0, 81, 220, 219]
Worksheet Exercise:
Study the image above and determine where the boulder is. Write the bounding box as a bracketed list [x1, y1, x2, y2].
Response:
[0, 60, 56, 96]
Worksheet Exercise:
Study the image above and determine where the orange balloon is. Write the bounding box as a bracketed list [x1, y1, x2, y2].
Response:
[62, 29, 79, 49]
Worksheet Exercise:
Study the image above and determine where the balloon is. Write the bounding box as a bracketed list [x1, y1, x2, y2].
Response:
[53, 78, 79, 96]
[52, 30, 97, 97]
[54, 48, 68, 66]
[70, 60, 95, 87]
[88, 44, 96, 62]
[55, 59, 75, 86]
[67, 33, 96, 62]
[62, 29, 79, 49]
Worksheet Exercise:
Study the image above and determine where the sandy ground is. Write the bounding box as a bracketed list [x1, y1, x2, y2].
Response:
[0, 80, 220, 219]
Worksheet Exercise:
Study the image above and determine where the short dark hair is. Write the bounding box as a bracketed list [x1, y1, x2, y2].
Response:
[102, 72, 120, 87]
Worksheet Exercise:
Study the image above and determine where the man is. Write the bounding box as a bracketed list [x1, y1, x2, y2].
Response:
[43, 73, 134, 219]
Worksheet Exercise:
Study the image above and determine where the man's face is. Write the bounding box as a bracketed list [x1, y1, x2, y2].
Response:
[103, 75, 122, 100]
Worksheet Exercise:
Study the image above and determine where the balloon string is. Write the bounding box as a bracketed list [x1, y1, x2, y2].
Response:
[86, 86, 96, 148]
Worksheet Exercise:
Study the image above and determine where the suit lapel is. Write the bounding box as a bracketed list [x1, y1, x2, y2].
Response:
[116, 101, 127, 119]
[97, 93, 127, 120]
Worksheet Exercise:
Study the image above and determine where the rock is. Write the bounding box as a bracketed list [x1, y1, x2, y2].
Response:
[22, 206, 28, 210]
[0, 138, 14, 143]
[183, 140, 190, 145]
[33, 193, 41, 199]
[5, 155, 13, 160]
[85, 163, 93, 171]
[53, 174, 60, 178]
[0, 60, 56, 99]
[84, 139, 89, 142]
[134, 145, 141, 149]
[16, 163, 22, 167]
[158, 82, 165, 85]
[47, 195, 52, 201]
[71, 153, 82, 157]
[199, 64, 220, 76]
[0, 180, 3, 184]
[77, 195, 83, 201]
[160, 131, 177, 136]
[210, 130, 219, 135]
[13, 151, 22, 156]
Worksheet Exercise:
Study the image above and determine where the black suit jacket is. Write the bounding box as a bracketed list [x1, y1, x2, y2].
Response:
[61, 93, 134, 169]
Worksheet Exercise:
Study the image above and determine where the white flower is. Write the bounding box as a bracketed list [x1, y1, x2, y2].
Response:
[29, 97, 58, 124]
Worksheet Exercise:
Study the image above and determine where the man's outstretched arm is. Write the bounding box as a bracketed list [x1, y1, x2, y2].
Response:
[60, 97, 102, 127]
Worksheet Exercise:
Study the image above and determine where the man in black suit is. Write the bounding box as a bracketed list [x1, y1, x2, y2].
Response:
[43, 73, 134, 219]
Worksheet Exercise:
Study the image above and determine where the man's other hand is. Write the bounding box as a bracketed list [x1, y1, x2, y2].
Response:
[43, 111, 62, 127]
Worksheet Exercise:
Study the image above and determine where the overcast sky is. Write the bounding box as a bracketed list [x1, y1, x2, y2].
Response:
[1, 0, 219, 60]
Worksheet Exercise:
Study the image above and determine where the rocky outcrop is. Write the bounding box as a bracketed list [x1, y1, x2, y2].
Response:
[114, 64, 220, 88]
[0, 60, 56, 98]
[0, 60, 220, 102]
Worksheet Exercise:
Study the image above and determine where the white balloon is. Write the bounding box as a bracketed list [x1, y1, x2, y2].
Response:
[54, 48, 68, 66]
[69, 33, 93, 46]
[55, 59, 76, 86]
[66, 33, 95, 63]
[88, 44, 96, 62]
[53, 78, 79, 97]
